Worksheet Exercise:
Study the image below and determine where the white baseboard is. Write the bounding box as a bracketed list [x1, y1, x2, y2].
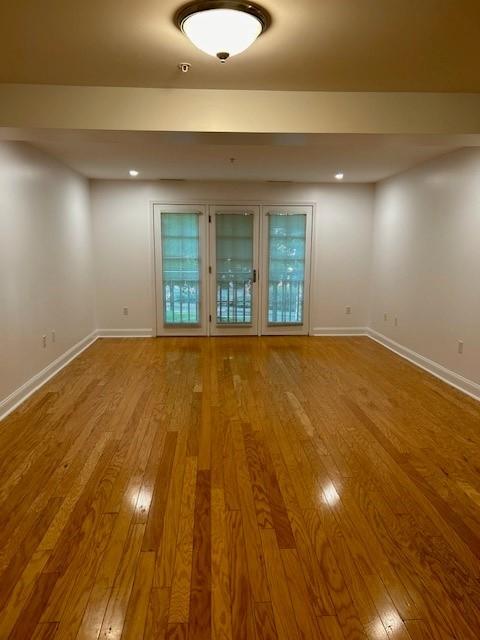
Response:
[367, 329, 480, 402]
[311, 326, 368, 336]
[0, 330, 99, 422]
[97, 329, 154, 338]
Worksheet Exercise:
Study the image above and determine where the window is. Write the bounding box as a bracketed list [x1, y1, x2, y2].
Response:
[267, 213, 306, 325]
[215, 213, 254, 324]
[161, 212, 201, 325]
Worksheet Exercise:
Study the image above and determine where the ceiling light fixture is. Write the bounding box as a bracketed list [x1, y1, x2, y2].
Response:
[176, 1, 271, 62]
[335, 172, 344, 180]
[129, 169, 139, 177]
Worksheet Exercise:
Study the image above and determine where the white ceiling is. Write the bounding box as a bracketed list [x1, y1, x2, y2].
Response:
[0, 129, 480, 182]
[1, 1, 480, 92]
[2, 129, 480, 183]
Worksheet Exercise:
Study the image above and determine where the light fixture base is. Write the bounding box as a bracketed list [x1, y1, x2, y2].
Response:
[175, 1, 271, 34]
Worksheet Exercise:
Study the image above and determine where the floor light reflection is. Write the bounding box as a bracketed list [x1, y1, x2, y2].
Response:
[321, 481, 341, 507]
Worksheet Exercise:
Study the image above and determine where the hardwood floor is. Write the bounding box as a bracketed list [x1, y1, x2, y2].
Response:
[1, 336, 480, 639]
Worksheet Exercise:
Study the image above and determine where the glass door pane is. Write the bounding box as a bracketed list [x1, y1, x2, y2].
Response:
[268, 214, 306, 325]
[154, 204, 208, 336]
[216, 213, 253, 324]
[261, 207, 312, 335]
[161, 212, 200, 325]
[210, 207, 259, 335]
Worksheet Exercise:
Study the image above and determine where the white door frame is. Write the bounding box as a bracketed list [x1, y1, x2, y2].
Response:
[208, 204, 261, 336]
[153, 203, 209, 336]
[260, 205, 313, 336]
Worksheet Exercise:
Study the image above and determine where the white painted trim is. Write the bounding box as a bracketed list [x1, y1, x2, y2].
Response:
[367, 329, 480, 402]
[0, 330, 99, 422]
[311, 327, 368, 336]
[97, 329, 154, 338]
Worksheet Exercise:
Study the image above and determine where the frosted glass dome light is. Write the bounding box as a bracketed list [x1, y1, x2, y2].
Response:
[176, 1, 270, 62]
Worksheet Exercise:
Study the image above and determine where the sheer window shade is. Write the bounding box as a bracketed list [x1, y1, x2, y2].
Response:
[161, 212, 201, 325]
[267, 214, 306, 325]
[216, 213, 254, 324]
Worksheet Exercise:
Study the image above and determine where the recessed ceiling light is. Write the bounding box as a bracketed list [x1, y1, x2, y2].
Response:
[129, 170, 139, 177]
[335, 172, 344, 180]
[176, 1, 271, 62]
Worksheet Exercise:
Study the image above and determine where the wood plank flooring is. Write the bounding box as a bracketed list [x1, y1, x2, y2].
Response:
[1, 336, 480, 639]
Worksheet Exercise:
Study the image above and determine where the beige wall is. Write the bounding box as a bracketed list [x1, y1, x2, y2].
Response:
[90, 180, 374, 333]
[371, 148, 480, 385]
[0, 142, 95, 405]
[2, 85, 480, 134]
[2, 140, 480, 409]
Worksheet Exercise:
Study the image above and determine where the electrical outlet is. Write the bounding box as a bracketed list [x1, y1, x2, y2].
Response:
[51, 330, 56, 343]
[345, 306, 352, 315]
[394, 317, 398, 327]
[42, 335, 47, 348]
[123, 307, 129, 316]
[458, 340, 464, 355]
[384, 313, 388, 322]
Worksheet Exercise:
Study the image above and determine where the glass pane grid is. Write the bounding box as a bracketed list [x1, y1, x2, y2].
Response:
[161, 213, 200, 325]
[216, 214, 253, 325]
[268, 214, 306, 325]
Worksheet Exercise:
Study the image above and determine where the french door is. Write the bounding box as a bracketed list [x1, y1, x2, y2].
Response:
[154, 203, 312, 336]
[261, 205, 312, 336]
[153, 204, 209, 336]
[209, 205, 260, 336]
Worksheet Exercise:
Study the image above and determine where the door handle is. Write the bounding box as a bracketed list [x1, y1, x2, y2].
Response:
[252, 269, 257, 283]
